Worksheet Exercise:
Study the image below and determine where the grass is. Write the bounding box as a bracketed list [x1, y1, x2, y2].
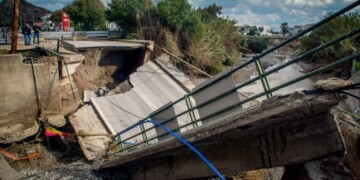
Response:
[355, 61, 360, 71]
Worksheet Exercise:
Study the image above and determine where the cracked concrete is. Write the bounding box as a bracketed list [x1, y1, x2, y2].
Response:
[100, 94, 344, 179]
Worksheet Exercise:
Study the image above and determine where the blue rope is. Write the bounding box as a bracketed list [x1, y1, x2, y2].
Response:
[115, 119, 224, 180]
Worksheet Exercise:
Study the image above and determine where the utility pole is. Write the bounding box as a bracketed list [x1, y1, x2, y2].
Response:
[11, 0, 20, 54]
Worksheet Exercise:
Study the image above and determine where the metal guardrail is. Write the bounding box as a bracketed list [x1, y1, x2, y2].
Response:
[110, 1, 360, 154]
[40, 31, 113, 38]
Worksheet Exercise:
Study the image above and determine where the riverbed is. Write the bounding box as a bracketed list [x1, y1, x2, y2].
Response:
[235, 52, 314, 102]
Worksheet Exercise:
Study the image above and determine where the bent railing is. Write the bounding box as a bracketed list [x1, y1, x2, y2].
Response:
[109, 1, 360, 155]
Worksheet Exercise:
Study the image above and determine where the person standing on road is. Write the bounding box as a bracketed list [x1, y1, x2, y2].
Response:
[22, 24, 32, 45]
[33, 23, 41, 45]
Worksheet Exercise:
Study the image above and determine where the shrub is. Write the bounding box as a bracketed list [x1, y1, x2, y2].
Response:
[223, 57, 234, 66]
[299, 12, 359, 63]
[247, 38, 268, 53]
[207, 61, 223, 75]
[355, 61, 360, 71]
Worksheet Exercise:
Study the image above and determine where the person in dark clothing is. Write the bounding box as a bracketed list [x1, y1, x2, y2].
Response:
[33, 23, 41, 45]
[22, 24, 31, 45]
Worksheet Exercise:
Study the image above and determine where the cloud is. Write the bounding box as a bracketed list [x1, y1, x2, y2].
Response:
[189, 0, 355, 30]
[285, 0, 335, 6]
[24, 0, 357, 30]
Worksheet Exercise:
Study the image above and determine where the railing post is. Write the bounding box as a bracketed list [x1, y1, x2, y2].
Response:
[116, 136, 124, 153]
[140, 124, 149, 146]
[254, 57, 272, 98]
[185, 95, 198, 128]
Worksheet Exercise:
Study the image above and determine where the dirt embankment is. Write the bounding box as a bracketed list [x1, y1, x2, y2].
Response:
[72, 47, 144, 94]
[72, 48, 109, 91]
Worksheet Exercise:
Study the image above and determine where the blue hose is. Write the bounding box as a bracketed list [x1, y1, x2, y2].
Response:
[114, 119, 224, 180]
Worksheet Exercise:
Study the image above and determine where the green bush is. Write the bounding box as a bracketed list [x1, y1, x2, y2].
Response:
[106, 0, 241, 76]
[223, 57, 234, 66]
[247, 38, 268, 53]
[207, 61, 223, 75]
[65, 0, 106, 31]
[299, 12, 360, 63]
[355, 61, 360, 71]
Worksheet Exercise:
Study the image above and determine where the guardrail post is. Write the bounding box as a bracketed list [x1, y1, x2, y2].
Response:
[116, 136, 124, 153]
[185, 95, 198, 128]
[140, 123, 149, 146]
[254, 57, 272, 98]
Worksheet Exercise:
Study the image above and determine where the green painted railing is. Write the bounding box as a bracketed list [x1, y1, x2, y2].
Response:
[110, 1, 360, 154]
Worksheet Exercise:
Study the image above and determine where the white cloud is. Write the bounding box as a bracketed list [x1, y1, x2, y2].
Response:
[285, 0, 335, 6]
[222, 12, 280, 26]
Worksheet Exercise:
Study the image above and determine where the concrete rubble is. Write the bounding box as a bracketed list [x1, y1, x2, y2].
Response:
[314, 77, 353, 90]
[74, 60, 197, 158]
[0, 53, 60, 143]
[0, 155, 22, 180]
[100, 93, 346, 179]
[69, 105, 111, 161]
[0, 38, 359, 179]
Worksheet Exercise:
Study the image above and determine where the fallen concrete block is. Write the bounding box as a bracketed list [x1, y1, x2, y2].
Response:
[69, 105, 112, 161]
[0, 119, 39, 144]
[46, 114, 66, 128]
[314, 78, 353, 90]
[83, 91, 98, 103]
[0, 155, 22, 180]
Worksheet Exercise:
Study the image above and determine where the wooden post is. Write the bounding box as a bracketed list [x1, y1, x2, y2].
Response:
[11, 0, 20, 54]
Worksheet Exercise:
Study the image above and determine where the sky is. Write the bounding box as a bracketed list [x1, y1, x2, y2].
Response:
[22, 0, 359, 30]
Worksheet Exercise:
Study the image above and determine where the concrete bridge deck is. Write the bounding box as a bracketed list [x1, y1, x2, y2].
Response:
[100, 93, 345, 179]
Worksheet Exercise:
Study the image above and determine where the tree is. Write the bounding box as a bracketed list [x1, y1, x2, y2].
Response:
[157, 0, 193, 30]
[280, 22, 288, 36]
[49, 10, 62, 28]
[106, 0, 152, 36]
[247, 38, 268, 53]
[258, 26, 264, 34]
[300, 12, 359, 78]
[65, 0, 106, 30]
[201, 3, 222, 17]
[248, 26, 259, 36]
[300, 12, 359, 63]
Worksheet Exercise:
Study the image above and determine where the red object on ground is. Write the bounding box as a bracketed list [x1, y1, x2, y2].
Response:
[0, 148, 38, 161]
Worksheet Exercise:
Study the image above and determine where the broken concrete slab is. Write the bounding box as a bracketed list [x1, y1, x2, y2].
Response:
[154, 55, 197, 91]
[69, 105, 112, 161]
[91, 89, 156, 141]
[130, 61, 197, 132]
[314, 78, 353, 90]
[192, 69, 243, 122]
[0, 155, 22, 180]
[0, 54, 61, 118]
[100, 94, 344, 179]
[83, 91, 98, 103]
[90, 61, 199, 143]
[0, 53, 60, 143]
[46, 114, 66, 128]
[150, 102, 180, 142]
[0, 119, 39, 144]
[61, 57, 84, 78]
